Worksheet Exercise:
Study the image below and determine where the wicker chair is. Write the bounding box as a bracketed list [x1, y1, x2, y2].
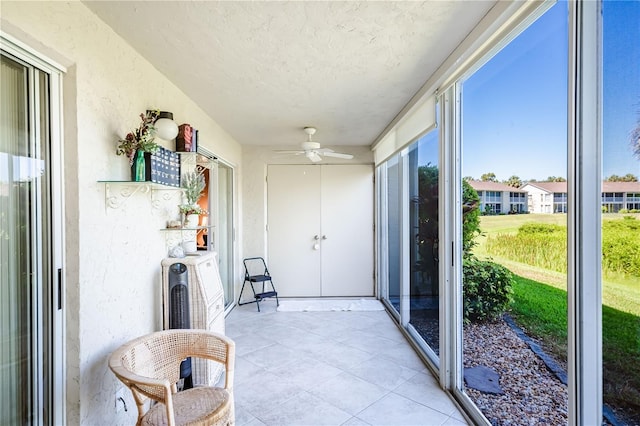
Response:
[109, 329, 235, 426]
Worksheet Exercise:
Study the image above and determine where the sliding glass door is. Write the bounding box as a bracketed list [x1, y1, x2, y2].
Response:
[215, 161, 234, 308]
[0, 47, 63, 425]
[602, 2, 640, 422]
[407, 129, 440, 358]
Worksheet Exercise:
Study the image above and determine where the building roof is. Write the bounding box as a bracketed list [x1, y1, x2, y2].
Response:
[601, 181, 640, 192]
[522, 181, 640, 194]
[468, 180, 526, 193]
[521, 181, 567, 194]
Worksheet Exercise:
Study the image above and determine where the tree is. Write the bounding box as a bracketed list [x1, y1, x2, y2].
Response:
[462, 180, 481, 255]
[480, 172, 497, 182]
[463, 176, 474, 182]
[546, 176, 566, 182]
[413, 164, 439, 292]
[606, 174, 638, 182]
[504, 175, 522, 188]
[631, 116, 640, 160]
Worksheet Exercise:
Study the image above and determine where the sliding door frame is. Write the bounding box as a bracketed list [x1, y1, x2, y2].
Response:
[567, 1, 602, 423]
[1, 32, 66, 426]
[375, 1, 605, 424]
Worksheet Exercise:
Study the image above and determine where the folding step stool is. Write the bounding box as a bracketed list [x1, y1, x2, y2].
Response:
[238, 257, 279, 312]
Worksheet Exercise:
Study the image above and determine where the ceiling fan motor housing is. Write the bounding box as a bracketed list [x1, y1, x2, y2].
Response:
[301, 141, 321, 150]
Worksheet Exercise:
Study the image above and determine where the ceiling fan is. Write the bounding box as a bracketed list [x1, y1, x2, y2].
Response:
[276, 127, 354, 162]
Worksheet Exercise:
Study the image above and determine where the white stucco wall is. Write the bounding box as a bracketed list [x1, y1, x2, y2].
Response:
[2, 2, 241, 424]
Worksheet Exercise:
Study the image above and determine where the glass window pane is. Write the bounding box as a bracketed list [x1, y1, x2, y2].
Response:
[460, 2, 569, 421]
[602, 1, 640, 423]
[1, 52, 50, 425]
[407, 128, 440, 357]
[385, 154, 402, 313]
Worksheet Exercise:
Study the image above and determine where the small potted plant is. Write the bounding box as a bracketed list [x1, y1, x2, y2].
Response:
[179, 171, 206, 227]
[116, 109, 161, 181]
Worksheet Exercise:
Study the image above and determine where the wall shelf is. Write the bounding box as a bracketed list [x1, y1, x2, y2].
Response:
[98, 180, 181, 210]
[160, 226, 213, 251]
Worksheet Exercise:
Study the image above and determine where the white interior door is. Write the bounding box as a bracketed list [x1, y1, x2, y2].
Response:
[321, 165, 374, 296]
[267, 164, 374, 297]
[267, 165, 321, 296]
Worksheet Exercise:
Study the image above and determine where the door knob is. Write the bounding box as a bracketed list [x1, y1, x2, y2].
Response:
[314, 235, 320, 240]
[322, 235, 327, 240]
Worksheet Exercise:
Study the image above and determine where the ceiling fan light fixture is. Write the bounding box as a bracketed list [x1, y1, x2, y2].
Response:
[301, 141, 320, 151]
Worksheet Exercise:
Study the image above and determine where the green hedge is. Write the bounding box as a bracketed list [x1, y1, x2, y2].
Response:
[602, 217, 640, 276]
[463, 257, 514, 323]
[485, 218, 640, 278]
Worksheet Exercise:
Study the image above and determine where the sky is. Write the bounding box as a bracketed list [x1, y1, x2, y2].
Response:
[459, 1, 640, 182]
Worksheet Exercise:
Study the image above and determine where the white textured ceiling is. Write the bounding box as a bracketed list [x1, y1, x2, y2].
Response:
[83, 1, 495, 147]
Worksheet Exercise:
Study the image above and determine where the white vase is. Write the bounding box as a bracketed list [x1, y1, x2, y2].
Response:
[184, 214, 200, 228]
[182, 240, 197, 254]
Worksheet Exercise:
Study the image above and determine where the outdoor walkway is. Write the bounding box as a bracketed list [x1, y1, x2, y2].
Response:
[226, 300, 468, 426]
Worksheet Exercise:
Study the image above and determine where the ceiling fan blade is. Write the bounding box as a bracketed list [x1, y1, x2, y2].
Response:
[307, 152, 322, 162]
[274, 150, 305, 155]
[322, 151, 354, 159]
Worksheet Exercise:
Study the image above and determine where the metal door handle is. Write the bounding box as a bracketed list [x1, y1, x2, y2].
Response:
[322, 235, 327, 240]
[314, 235, 320, 240]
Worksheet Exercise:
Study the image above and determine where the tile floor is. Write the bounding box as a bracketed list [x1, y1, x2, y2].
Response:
[226, 299, 469, 426]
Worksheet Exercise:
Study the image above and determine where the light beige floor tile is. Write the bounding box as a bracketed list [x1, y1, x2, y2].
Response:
[347, 356, 418, 390]
[342, 332, 407, 356]
[235, 407, 262, 426]
[308, 372, 389, 415]
[357, 392, 450, 426]
[378, 347, 431, 372]
[270, 357, 344, 391]
[234, 370, 301, 416]
[302, 341, 375, 370]
[393, 371, 460, 417]
[440, 416, 468, 425]
[256, 391, 352, 426]
[232, 332, 275, 357]
[341, 417, 372, 426]
[241, 343, 301, 371]
[234, 356, 266, 386]
[228, 302, 467, 426]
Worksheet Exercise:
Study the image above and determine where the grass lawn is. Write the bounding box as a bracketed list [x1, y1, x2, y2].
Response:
[475, 213, 640, 316]
[510, 275, 640, 420]
[476, 213, 640, 420]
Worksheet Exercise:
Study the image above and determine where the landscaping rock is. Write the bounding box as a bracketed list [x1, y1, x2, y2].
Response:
[464, 365, 504, 394]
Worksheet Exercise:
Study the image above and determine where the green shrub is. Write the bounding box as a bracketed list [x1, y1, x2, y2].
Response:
[462, 180, 481, 255]
[463, 257, 514, 323]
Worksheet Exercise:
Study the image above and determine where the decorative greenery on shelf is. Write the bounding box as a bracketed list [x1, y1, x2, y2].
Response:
[181, 171, 206, 205]
[116, 109, 161, 165]
[179, 204, 207, 216]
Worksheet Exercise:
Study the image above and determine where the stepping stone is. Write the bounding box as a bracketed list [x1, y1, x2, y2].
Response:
[464, 365, 504, 394]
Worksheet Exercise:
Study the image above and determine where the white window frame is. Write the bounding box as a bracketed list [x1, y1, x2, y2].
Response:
[567, 1, 602, 423]
[374, 0, 605, 423]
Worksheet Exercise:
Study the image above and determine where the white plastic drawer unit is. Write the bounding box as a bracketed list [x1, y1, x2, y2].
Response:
[161, 252, 226, 386]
